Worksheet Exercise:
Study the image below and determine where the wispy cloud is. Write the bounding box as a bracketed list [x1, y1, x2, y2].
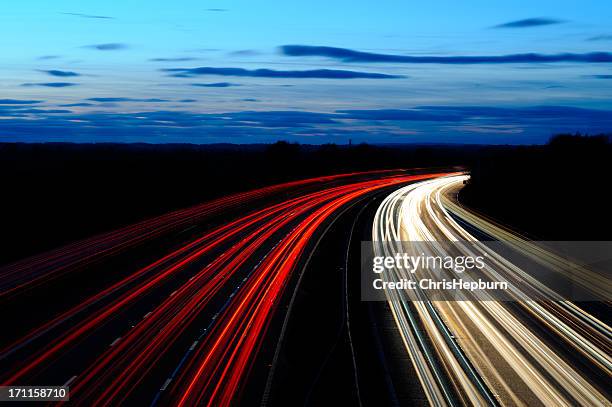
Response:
[229, 50, 260, 57]
[584, 74, 612, 79]
[60, 102, 94, 107]
[0, 99, 42, 105]
[281, 45, 612, 64]
[87, 97, 170, 102]
[16, 108, 73, 114]
[39, 69, 80, 77]
[191, 82, 239, 87]
[224, 110, 338, 126]
[84, 43, 128, 51]
[63, 12, 114, 20]
[37, 55, 61, 60]
[22, 82, 78, 87]
[206, 8, 227, 12]
[415, 105, 612, 121]
[337, 109, 463, 122]
[492, 17, 564, 29]
[163, 66, 402, 79]
[587, 34, 612, 41]
[149, 57, 198, 62]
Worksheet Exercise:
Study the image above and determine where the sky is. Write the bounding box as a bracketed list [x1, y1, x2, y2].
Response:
[1, 0, 612, 144]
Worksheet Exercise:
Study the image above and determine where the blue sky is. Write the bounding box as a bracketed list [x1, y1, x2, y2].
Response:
[1, 0, 611, 144]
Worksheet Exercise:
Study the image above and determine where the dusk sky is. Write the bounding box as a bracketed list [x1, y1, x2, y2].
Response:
[2, 0, 612, 144]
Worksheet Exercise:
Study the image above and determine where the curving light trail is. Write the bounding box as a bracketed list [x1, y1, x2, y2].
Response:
[372, 175, 611, 406]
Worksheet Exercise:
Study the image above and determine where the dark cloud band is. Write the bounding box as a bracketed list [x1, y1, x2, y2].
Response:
[21, 82, 78, 87]
[63, 12, 114, 19]
[493, 18, 564, 29]
[0, 99, 42, 105]
[163, 66, 401, 79]
[191, 82, 239, 87]
[39, 70, 80, 77]
[84, 43, 128, 51]
[87, 97, 170, 102]
[1, 106, 610, 144]
[281, 45, 612, 64]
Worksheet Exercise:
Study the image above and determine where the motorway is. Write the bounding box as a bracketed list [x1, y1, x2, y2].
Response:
[372, 175, 611, 406]
[2, 170, 609, 406]
[0, 169, 453, 406]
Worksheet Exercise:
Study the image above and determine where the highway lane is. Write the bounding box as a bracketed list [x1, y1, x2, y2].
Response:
[0, 170, 453, 406]
[261, 189, 390, 407]
[372, 175, 611, 406]
[0, 170, 411, 351]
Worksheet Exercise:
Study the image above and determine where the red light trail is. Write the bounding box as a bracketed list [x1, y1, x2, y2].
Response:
[0, 170, 454, 406]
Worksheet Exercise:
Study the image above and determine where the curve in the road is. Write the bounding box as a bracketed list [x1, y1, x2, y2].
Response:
[372, 175, 611, 407]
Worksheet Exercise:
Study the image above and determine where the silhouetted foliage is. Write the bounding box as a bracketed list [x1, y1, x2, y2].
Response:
[549, 133, 611, 148]
[462, 134, 612, 239]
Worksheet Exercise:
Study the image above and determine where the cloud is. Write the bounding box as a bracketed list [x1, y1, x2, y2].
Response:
[16, 109, 73, 114]
[84, 43, 128, 51]
[587, 35, 612, 41]
[0, 99, 42, 105]
[0, 106, 611, 144]
[21, 82, 78, 87]
[415, 105, 612, 121]
[241, 98, 259, 102]
[492, 18, 564, 29]
[337, 109, 464, 122]
[229, 50, 260, 57]
[191, 82, 239, 87]
[206, 8, 227, 12]
[37, 55, 61, 60]
[447, 125, 524, 135]
[87, 97, 170, 103]
[584, 74, 612, 79]
[224, 110, 338, 126]
[281, 45, 612, 64]
[60, 102, 94, 107]
[39, 69, 80, 77]
[87, 97, 129, 102]
[63, 12, 114, 19]
[149, 57, 198, 62]
[179, 99, 197, 103]
[163, 66, 401, 79]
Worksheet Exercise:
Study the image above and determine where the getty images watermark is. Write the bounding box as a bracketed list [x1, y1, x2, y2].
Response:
[361, 241, 612, 302]
[371, 251, 508, 291]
